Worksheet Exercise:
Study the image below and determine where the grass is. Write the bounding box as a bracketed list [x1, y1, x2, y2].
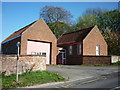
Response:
[2, 70, 65, 88]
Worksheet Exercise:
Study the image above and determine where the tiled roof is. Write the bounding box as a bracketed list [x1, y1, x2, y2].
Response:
[2, 21, 36, 43]
[57, 26, 94, 45]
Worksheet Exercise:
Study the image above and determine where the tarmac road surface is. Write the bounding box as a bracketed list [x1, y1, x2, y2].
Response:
[47, 65, 119, 81]
[54, 72, 119, 89]
[21, 65, 119, 89]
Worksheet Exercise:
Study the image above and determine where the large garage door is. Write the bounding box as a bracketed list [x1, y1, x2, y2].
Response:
[27, 40, 50, 64]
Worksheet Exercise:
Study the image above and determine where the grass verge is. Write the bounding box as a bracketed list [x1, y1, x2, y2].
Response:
[2, 70, 65, 88]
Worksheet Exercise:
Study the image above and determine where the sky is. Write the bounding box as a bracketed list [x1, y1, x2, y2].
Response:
[1, 1, 119, 42]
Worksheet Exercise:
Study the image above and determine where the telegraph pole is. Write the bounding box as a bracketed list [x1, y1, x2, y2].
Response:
[16, 42, 20, 82]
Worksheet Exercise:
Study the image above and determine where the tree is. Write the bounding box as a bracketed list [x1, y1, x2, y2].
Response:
[97, 9, 120, 31]
[98, 9, 120, 55]
[47, 22, 71, 38]
[102, 29, 120, 55]
[74, 8, 107, 30]
[75, 8, 120, 55]
[83, 8, 107, 16]
[76, 8, 120, 32]
[40, 6, 73, 38]
[74, 14, 98, 30]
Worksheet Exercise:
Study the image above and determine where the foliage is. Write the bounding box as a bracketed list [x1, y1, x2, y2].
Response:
[97, 9, 120, 31]
[83, 8, 107, 16]
[102, 29, 120, 55]
[40, 6, 120, 55]
[47, 22, 71, 38]
[75, 8, 120, 55]
[2, 71, 65, 88]
[73, 8, 107, 30]
[40, 5, 73, 38]
[74, 14, 98, 30]
[75, 9, 120, 32]
[111, 61, 120, 65]
[96, 9, 120, 55]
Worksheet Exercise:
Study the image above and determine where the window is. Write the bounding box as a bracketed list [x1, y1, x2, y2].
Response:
[31, 52, 36, 55]
[31, 52, 46, 56]
[69, 45, 72, 55]
[63, 50, 66, 59]
[42, 52, 46, 56]
[96, 45, 100, 55]
[77, 44, 81, 55]
[37, 52, 41, 55]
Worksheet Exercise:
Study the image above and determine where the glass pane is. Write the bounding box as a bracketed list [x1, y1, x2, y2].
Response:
[77, 44, 81, 55]
[96, 45, 100, 55]
[69, 45, 72, 55]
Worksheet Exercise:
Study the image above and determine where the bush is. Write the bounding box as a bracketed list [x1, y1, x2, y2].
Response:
[111, 61, 120, 65]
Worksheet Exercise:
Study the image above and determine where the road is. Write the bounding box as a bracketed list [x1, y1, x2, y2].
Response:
[51, 72, 120, 89]
[23, 65, 119, 89]
[47, 65, 119, 81]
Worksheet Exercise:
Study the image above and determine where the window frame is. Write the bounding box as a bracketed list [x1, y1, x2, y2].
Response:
[69, 45, 72, 55]
[77, 44, 81, 55]
[96, 45, 100, 56]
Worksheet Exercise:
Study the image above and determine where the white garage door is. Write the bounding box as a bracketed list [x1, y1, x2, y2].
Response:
[27, 40, 50, 64]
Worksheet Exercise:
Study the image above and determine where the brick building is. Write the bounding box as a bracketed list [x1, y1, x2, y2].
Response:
[57, 25, 108, 65]
[2, 18, 57, 64]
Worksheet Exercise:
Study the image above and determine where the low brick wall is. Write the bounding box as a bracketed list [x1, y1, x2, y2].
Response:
[1, 55, 46, 76]
[66, 56, 83, 65]
[83, 56, 111, 65]
[111, 56, 120, 63]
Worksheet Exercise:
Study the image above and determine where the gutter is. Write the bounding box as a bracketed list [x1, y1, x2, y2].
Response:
[2, 34, 21, 44]
[57, 42, 82, 46]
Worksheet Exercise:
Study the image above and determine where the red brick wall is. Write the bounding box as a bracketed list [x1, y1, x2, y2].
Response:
[66, 44, 82, 65]
[66, 56, 83, 65]
[83, 56, 111, 65]
[61, 45, 83, 65]
[66, 56, 111, 65]
[83, 26, 108, 55]
[21, 19, 57, 64]
[59, 44, 110, 65]
[2, 19, 57, 65]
